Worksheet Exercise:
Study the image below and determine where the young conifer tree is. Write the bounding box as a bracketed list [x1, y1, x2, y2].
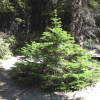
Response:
[13, 10, 100, 91]
[34, 9, 98, 91]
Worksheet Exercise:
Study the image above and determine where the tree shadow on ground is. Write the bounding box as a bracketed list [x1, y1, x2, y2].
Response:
[0, 58, 72, 100]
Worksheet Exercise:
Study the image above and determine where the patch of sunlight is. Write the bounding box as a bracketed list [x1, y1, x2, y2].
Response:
[0, 56, 23, 70]
[0, 82, 6, 86]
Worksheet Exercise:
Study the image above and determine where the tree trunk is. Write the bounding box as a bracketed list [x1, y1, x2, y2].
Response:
[70, 0, 100, 48]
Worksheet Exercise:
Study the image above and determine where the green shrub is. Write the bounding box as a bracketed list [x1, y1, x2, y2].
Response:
[12, 10, 100, 91]
[89, 0, 100, 9]
[0, 38, 12, 59]
[0, 33, 17, 59]
[6, 35, 17, 51]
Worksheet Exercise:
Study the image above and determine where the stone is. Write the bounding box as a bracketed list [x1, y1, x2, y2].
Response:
[76, 97, 85, 100]
[61, 95, 69, 100]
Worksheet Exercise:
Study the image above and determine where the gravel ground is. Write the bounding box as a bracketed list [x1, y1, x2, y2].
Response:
[0, 56, 100, 100]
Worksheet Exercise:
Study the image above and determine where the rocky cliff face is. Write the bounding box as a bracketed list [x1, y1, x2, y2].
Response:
[70, 0, 100, 51]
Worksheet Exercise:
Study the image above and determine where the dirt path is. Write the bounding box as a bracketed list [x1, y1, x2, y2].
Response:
[0, 56, 100, 100]
[0, 56, 69, 100]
